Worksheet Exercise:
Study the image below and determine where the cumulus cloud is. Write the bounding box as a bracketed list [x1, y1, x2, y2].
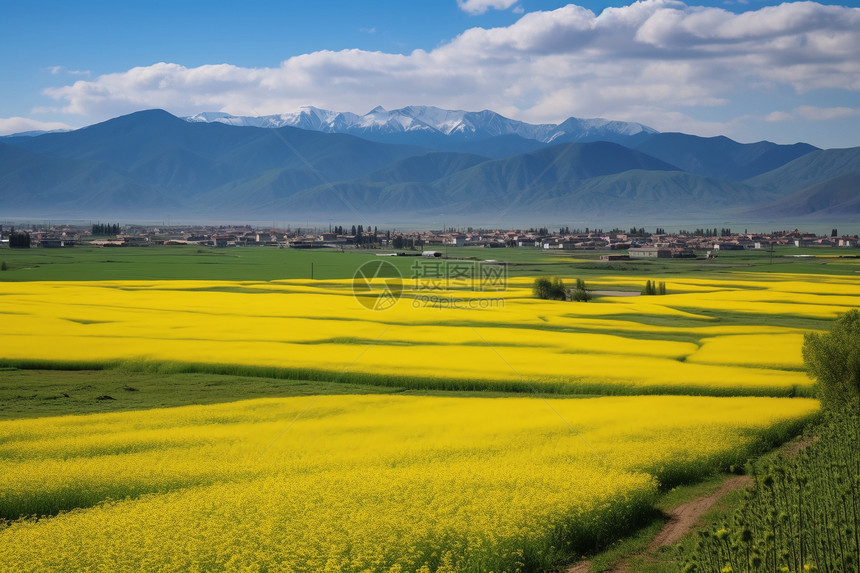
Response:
[457, 0, 519, 15]
[0, 117, 73, 136]
[40, 0, 860, 138]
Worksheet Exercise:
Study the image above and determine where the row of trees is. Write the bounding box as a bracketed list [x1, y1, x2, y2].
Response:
[9, 232, 31, 249]
[641, 280, 667, 296]
[331, 224, 383, 246]
[332, 225, 380, 236]
[92, 223, 120, 236]
[678, 227, 732, 237]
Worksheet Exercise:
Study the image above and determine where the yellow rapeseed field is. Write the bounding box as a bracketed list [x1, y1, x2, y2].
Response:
[3, 271, 855, 395]
[1, 266, 852, 571]
[0, 394, 819, 572]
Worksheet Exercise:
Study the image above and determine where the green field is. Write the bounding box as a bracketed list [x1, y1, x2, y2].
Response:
[1, 243, 858, 282]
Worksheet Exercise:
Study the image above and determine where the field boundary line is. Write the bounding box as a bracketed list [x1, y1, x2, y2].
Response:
[253, 325, 393, 461]
[469, 327, 603, 459]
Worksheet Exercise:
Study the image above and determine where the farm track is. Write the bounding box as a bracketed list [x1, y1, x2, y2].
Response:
[647, 475, 754, 551]
[565, 475, 753, 573]
[565, 434, 818, 573]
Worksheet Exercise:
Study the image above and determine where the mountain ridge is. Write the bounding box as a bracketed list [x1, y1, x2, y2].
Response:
[2, 109, 856, 223]
[185, 105, 657, 150]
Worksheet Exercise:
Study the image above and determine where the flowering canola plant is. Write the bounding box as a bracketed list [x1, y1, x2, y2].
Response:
[0, 394, 818, 572]
[3, 272, 855, 395]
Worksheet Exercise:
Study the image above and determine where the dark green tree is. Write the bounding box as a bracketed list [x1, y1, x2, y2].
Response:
[9, 232, 30, 249]
[571, 278, 589, 302]
[533, 277, 567, 300]
[551, 277, 566, 300]
[533, 277, 552, 299]
[802, 309, 860, 411]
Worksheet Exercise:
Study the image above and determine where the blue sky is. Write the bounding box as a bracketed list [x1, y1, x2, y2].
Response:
[2, 0, 859, 148]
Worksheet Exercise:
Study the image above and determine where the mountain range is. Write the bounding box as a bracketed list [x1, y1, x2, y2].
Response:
[185, 105, 657, 152]
[1, 107, 858, 224]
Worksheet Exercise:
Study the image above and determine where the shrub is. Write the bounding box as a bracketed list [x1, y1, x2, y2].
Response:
[533, 277, 567, 301]
[572, 278, 589, 302]
[802, 309, 860, 412]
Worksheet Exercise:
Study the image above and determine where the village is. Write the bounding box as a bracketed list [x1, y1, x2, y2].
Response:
[0, 222, 858, 255]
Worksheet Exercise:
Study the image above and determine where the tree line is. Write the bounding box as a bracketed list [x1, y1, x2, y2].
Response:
[641, 280, 667, 296]
[92, 223, 120, 235]
[9, 232, 31, 248]
[677, 227, 732, 237]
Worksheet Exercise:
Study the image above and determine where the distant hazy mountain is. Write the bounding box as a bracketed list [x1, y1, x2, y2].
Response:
[0, 129, 70, 138]
[746, 147, 860, 194]
[2, 110, 423, 216]
[633, 133, 819, 181]
[747, 173, 860, 218]
[282, 144, 761, 218]
[2, 108, 856, 222]
[744, 148, 860, 218]
[185, 105, 657, 152]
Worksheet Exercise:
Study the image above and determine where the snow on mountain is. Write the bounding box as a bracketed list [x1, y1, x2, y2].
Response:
[184, 105, 657, 144]
[552, 117, 655, 139]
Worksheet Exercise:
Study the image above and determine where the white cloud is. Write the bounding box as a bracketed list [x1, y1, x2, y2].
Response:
[46, 66, 91, 76]
[39, 1, 860, 141]
[765, 105, 860, 122]
[0, 117, 73, 136]
[764, 111, 793, 123]
[794, 105, 859, 121]
[457, 0, 518, 15]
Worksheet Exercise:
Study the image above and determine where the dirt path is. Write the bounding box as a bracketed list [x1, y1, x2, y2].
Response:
[647, 475, 753, 550]
[564, 434, 819, 573]
[565, 475, 753, 573]
[782, 435, 818, 457]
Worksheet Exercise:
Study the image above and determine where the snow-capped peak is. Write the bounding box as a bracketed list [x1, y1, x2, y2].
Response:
[182, 106, 658, 144]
